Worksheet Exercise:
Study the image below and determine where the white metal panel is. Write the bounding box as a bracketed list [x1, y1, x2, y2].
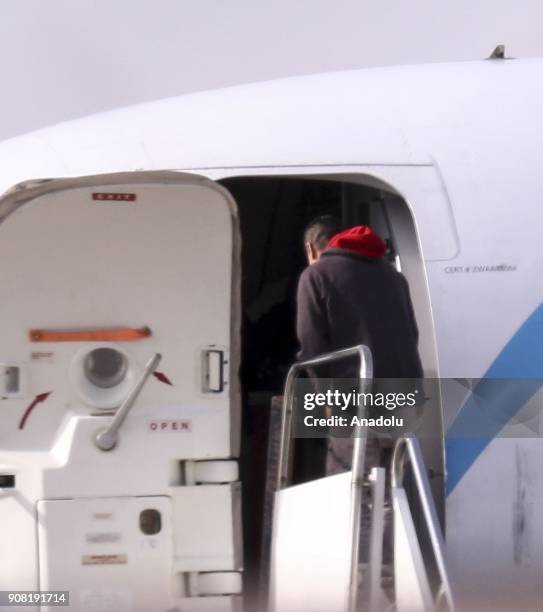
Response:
[447, 438, 543, 612]
[170, 483, 243, 572]
[270, 472, 352, 612]
[196, 572, 243, 596]
[0, 58, 541, 191]
[37, 496, 172, 612]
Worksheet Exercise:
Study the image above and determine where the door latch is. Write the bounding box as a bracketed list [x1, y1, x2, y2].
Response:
[202, 348, 226, 393]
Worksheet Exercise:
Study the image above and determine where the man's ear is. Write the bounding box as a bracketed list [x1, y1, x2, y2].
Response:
[305, 241, 316, 264]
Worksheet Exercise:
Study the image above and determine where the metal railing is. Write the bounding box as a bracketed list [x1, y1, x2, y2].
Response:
[276, 344, 373, 612]
[392, 434, 455, 612]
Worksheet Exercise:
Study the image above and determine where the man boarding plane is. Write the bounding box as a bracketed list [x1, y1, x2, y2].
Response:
[0, 54, 542, 611]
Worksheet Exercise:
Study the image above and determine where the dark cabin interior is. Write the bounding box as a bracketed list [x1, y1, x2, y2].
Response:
[219, 176, 396, 606]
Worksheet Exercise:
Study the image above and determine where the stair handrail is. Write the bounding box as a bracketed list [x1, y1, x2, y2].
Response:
[392, 433, 455, 612]
[277, 344, 373, 489]
[275, 344, 373, 612]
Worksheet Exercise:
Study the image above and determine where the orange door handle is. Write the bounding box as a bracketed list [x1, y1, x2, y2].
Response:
[29, 326, 151, 342]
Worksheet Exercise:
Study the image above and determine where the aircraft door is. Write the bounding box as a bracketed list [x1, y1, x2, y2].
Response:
[0, 172, 242, 611]
[0, 171, 239, 456]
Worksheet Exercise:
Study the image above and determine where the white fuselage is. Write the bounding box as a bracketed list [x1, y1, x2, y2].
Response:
[0, 58, 542, 611]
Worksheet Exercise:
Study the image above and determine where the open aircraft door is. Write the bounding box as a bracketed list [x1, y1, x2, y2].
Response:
[0, 172, 242, 612]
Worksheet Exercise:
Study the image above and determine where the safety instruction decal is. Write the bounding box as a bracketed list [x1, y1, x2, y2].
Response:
[82, 554, 127, 565]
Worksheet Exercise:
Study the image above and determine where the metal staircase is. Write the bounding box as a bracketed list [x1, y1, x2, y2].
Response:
[268, 345, 455, 612]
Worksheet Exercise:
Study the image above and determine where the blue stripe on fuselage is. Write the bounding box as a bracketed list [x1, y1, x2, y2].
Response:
[445, 303, 543, 495]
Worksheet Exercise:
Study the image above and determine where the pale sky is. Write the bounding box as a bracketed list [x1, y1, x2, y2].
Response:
[0, 0, 541, 140]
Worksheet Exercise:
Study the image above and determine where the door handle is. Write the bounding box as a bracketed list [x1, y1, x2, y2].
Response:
[202, 349, 225, 393]
[95, 353, 161, 451]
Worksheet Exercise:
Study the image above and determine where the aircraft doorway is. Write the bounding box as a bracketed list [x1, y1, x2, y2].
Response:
[220, 175, 439, 388]
[219, 174, 444, 609]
